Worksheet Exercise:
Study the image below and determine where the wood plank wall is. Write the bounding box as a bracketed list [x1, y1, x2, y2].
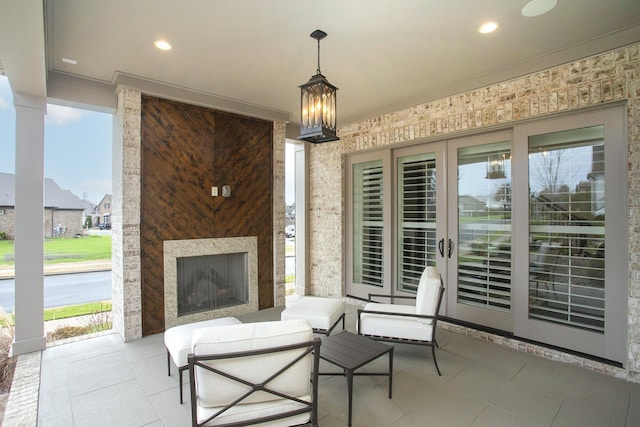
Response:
[140, 96, 274, 336]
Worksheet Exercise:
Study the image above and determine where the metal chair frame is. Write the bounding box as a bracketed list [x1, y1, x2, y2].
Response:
[357, 278, 445, 376]
[188, 338, 321, 427]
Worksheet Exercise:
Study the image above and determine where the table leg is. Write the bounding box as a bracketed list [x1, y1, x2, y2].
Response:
[346, 368, 354, 427]
[388, 347, 394, 399]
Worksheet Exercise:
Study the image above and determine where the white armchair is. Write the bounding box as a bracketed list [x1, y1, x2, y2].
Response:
[357, 266, 445, 375]
[188, 319, 320, 427]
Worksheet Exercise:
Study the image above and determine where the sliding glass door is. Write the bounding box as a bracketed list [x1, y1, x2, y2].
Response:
[513, 106, 626, 363]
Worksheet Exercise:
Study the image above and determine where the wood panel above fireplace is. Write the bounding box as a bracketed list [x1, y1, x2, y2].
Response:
[140, 96, 273, 336]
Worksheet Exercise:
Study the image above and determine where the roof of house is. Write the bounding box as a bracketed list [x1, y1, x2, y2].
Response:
[0, 172, 87, 210]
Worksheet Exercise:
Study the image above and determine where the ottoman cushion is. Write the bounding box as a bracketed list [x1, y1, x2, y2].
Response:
[165, 317, 241, 369]
[280, 296, 345, 332]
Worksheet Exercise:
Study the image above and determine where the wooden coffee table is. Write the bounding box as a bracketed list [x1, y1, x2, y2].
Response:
[318, 331, 393, 427]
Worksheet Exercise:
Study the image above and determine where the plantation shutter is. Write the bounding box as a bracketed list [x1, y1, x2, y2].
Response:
[397, 154, 437, 292]
[353, 160, 384, 287]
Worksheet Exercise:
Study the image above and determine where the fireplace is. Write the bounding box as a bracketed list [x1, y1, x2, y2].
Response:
[164, 237, 259, 328]
[177, 253, 248, 316]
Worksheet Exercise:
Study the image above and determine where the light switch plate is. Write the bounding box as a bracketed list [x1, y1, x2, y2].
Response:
[211, 186, 218, 197]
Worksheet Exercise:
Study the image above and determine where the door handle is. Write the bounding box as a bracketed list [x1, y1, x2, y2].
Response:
[438, 238, 444, 257]
[448, 239, 453, 258]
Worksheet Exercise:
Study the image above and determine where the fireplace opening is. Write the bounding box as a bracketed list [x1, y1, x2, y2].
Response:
[177, 252, 248, 316]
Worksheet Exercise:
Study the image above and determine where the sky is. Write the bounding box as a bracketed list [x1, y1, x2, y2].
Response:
[0, 76, 112, 205]
[0, 75, 296, 206]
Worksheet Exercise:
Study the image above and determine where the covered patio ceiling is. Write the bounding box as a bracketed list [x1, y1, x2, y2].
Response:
[1, 0, 640, 126]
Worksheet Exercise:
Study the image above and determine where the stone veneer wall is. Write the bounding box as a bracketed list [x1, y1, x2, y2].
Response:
[273, 121, 287, 307]
[112, 87, 142, 341]
[310, 43, 640, 380]
[111, 87, 287, 339]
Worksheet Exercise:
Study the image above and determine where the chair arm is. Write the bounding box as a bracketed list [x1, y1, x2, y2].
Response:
[357, 307, 437, 322]
[367, 293, 417, 303]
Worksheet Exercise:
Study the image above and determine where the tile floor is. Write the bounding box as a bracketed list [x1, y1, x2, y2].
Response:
[37, 304, 640, 427]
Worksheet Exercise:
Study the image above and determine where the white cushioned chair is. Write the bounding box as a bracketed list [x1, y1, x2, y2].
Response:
[188, 319, 320, 427]
[357, 266, 445, 375]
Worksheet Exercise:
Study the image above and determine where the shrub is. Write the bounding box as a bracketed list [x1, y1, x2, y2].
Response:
[0, 309, 15, 394]
[47, 308, 112, 342]
[0, 232, 6, 241]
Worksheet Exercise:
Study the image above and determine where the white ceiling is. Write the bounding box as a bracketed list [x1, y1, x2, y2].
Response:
[3, 0, 640, 127]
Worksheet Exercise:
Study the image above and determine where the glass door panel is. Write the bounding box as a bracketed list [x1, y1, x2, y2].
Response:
[447, 131, 513, 331]
[457, 142, 512, 311]
[396, 152, 440, 293]
[528, 126, 605, 332]
[346, 152, 392, 300]
[353, 160, 384, 288]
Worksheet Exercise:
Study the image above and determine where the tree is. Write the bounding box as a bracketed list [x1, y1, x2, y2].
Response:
[84, 216, 93, 229]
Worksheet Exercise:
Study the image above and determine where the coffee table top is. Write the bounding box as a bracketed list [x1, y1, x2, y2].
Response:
[319, 331, 392, 371]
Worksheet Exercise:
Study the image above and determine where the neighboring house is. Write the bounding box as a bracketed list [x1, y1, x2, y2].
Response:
[285, 203, 295, 227]
[458, 195, 486, 218]
[0, 172, 87, 239]
[94, 194, 112, 227]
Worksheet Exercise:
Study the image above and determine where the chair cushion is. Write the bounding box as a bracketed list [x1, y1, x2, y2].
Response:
[415, 267, 441, 318]
[191, 319, 313, 408]
[359, 303, 434, 342]
[164, 317, 242, 368]
[280, 296, 345, 331]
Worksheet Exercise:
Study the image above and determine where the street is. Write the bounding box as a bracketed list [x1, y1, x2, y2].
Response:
[0, 270, 112, 313]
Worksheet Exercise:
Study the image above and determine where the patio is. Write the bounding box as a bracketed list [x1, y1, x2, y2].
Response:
[21, 303, 640, 426]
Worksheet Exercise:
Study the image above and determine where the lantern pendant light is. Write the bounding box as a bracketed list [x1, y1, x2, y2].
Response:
[298, 30, 339, 143]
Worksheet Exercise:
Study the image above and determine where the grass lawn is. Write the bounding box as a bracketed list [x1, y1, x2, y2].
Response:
[0, 300, 112, 327]
[0, 235, 111, 267]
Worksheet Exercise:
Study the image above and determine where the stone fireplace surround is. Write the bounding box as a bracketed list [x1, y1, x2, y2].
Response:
[111, 87, 287, 341]
[164, 237, 259, 329]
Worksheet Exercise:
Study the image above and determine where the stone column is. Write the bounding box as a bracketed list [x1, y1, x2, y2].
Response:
[273, 121, 286, 306]
[11, 92, 46, 355]
[111, 87, 142, 341]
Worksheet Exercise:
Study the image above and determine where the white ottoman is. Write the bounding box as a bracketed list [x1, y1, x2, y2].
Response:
[280, 296, 345, 336]
[164, 317, 241, 403]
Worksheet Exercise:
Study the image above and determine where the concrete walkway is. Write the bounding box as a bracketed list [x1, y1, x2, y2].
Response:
[0, 260, 112, 280]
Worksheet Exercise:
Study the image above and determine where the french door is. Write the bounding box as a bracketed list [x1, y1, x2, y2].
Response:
[345, 143, 447, 300]
[346, 105, 626, 363]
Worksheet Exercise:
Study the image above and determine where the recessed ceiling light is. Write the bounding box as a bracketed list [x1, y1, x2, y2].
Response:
[62, 57, 77, 65]
[478, 22, 499, 34]
[154, 40, 172, 51]
[522, 0, 558, 17]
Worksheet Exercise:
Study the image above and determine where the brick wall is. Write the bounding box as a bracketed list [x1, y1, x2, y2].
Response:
[0, 207, 15, 239]
[309, 43, 640, 379]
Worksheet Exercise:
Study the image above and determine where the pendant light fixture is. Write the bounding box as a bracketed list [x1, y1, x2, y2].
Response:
[298, 30, 339, 143]
[486, 153, 507, 179]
